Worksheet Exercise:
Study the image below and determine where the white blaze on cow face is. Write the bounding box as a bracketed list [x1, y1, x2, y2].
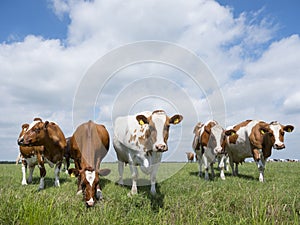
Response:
[209, 124, 225, 154]
[151, 113, 168, 151]
[85, 170, 96, 187]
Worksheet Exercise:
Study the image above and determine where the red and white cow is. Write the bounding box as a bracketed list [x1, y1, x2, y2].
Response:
[113, 110, 183, 195]
[17, 123, 44, 185]
[17, 118, 67, 190]
[68, 120, 110, 207]
[225, 120, 294, 182]
[186, 152, 194, 162]
[192, 120, 230, 180]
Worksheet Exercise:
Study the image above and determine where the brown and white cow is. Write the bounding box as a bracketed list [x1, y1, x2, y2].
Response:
[113, 110, 183, 195]
[192, 120, 230, 180]
[17, 123, 44, 185]
[17, 118, 67, 190]
[68, 120, 110, 207]
[225, 120, 294, 182]
[186, 152, 194, 162]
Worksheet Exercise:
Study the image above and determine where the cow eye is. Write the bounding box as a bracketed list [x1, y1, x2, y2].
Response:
[280, 131, 285, 136]
[34, 128, 40, 133]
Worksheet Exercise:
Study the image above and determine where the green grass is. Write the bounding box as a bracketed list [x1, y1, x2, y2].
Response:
[0, 162, 299, 225]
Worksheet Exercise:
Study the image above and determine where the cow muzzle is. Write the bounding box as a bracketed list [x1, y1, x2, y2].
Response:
[274, 143, 285, 150]
[155, 144, 168, 152]
[214, 147, 224, 154]
[86, 198, 95, 207]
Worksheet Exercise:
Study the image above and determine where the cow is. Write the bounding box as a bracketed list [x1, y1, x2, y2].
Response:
[17, 123, 44, 185]
[17, 118, 67, 190]
[224, 120, 294, 182]
[192, 120, 231, 180]
[186, 152, 194, 162]
[113, 110, 183, 195]
[67, 120, 110, 207]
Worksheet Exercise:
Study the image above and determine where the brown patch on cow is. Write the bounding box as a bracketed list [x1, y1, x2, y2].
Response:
[249, 121, 270, 149]
[232, 120, 252, 131]
[192, 122, 203, 150]
[129, 134, 137, 143]
[200, 121, 216, 148]
[193, 122, 203, 136]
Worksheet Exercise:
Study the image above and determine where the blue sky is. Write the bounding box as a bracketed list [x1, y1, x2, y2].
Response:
[0, 0, 69, 42]
[1, 1, 299, 43]
[0, 0, 299, 162]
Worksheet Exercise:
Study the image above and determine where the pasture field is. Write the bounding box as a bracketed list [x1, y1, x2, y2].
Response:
[0, 162, 299, 225]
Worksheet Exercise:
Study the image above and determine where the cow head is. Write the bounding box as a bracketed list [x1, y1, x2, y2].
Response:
[208, 123, 226, 154]
[136, 110, 183, 152]
[269, 121, 294, 150]
[69, 167, 110, 207]
[17, 118, 45, 146]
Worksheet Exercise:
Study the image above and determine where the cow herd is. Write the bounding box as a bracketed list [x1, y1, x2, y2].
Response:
[16, 110, 294, 207]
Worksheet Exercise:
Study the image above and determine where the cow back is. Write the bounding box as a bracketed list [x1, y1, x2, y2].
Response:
[72, 120, 109, 170]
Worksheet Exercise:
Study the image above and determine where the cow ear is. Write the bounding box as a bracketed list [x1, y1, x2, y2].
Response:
[136, 115, 148, 125]
[284, 125, 294, 133]
[68, 168, 79, 177]
[98, 168, 111, 176]
[169, 115, 183, 125]
[225, 129, 236, 136]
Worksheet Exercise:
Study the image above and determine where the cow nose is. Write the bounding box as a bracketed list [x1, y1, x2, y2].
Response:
[214, 147, 223, 154]
[86, 198, 94, 207]
[155, 144, 167, 152]
[275, 143, 285, 149]
[17, 138, 24, 145]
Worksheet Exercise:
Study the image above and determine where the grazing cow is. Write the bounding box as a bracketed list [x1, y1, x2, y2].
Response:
[186, 152, 194, 162]
[17, 118, 67, 190]
[17, 123, 44, 185]
[68, 120, 110, 207]
[192, 120, 231, 180]
[225, 120, 294, 182]
[113, 110, 183, 195]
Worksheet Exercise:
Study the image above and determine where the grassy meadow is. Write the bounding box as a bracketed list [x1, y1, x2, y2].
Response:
[0, 161, 299, 225]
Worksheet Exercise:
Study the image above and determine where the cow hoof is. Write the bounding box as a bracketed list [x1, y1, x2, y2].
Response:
[128, 191, 137, 197]
[21, 182, 27, 186]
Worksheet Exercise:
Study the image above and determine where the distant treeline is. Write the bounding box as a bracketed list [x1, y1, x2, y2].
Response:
[0, 161, 15, 164]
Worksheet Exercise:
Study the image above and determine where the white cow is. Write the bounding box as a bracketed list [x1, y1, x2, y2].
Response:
[113, 110, 183, 195]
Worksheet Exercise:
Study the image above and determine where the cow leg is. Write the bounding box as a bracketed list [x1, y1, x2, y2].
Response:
[129, 165, 138, 195]
[202, 156, 209, 180]
[229, 157, 236, 176]
[150, 163, 160, 195]
[253, 149, 265, 182]
[218, 155, 226, 180]
[27, 165, 35, 184]
[234, 163, 239, 176]
[117, 161, 124, 185]
[21, 160, 27, 185]
[38, 161, 46, 190]
[197, 154, 203, 177]
[210, 162, 215, 179]
[54, 162, 62, 187]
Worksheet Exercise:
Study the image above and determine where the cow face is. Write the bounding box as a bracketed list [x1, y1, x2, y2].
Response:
[208, 124, 226, 154]
[269, 121, 294, 149]
[80, 167, 100, 207]
[18, 118, 45, 146]
[136, 110, 183, 152]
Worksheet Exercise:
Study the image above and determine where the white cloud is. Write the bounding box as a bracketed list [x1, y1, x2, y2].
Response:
[1, 0, 299, 161]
